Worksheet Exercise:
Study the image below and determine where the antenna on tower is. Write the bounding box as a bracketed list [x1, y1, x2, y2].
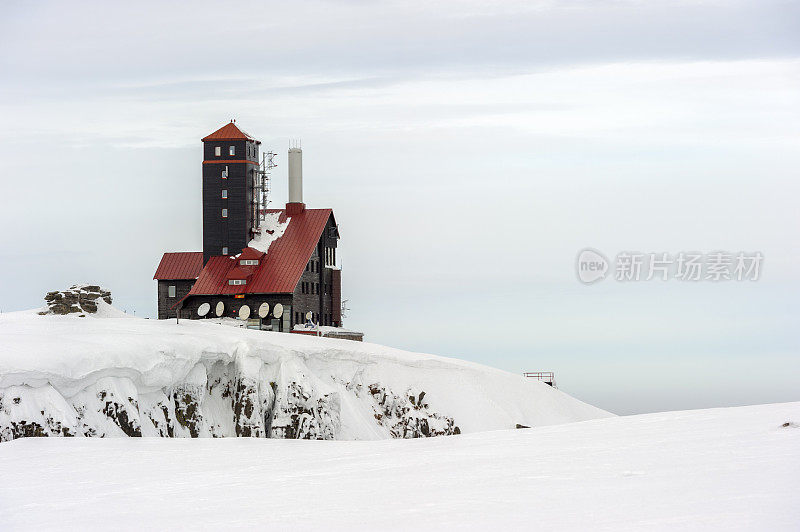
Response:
[252, 149, 277, 232]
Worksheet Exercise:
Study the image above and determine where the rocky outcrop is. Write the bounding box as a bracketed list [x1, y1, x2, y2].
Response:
[365, 384, 460, 438]
[0, 385, 76, 441]
[41, 285, 112, 315]
[0, 358, 460, 442]
[270, 381, 340, 440]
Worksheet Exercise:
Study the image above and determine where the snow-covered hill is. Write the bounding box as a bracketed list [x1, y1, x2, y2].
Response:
[0, 305, 609, 441]
[1, 402, 797, 530]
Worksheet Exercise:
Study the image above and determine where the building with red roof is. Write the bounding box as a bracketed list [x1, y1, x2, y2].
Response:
[153, 123, 342, 331]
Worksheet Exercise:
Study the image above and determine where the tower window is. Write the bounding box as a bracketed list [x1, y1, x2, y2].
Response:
[222, 247, 228, 255]
[214, 146, 221, 157]
[229, 146, 235, 156]
[168, 285, 176, 298]
[222, 208, 228, 218]
[221, 189, 228, 199]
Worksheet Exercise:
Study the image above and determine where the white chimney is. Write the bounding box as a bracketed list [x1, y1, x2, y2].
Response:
[288, 147, 303, 205]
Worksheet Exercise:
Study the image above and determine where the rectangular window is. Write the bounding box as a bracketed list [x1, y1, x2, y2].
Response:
[222, 166, 228, 179]
[168, 285, 176, 298]
[221, 189, 228, 199]
[222, 246, 228, 255]
[229, 146, 235, 156]
[222, 208, 228, 218]
[228, 279, 246, 285]
[240, 259, 258, 266]
[215, 146, 221, 157]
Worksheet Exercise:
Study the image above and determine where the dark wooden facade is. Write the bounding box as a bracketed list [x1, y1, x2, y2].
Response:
[157, 279, 195, 320]
[202, 139, 259, 264]
[290, 216, 340, 327]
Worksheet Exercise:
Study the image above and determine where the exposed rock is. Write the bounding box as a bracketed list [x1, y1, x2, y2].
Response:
[364, 383, 460, 438]
[42, 284, 112, 315]
[1, 361, 458, 442]
[0, 386, 77, 442]
[270, 381, 340, 440]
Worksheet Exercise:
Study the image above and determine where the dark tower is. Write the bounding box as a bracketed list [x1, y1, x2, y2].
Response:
[201, 122, 261, 264]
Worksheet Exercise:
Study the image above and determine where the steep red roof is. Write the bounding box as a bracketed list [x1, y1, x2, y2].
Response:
[153, 252, 204, 280]
[201, 122, 259, 143]
[238, 247, 265, 261]
[189, 208, 334, 296]
[225, 264, 257, 280]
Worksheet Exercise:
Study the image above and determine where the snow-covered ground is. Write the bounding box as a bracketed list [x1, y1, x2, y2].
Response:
[0, 306, 608, 440]
[0, 402, 797, 530]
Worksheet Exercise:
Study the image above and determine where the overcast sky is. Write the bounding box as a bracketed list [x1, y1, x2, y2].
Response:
[1, 0, 798, 414]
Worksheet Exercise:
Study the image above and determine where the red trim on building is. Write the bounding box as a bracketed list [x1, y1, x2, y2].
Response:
[202, 159, 259, 165]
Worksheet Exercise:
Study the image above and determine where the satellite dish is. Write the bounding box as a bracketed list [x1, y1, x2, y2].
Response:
[215, 301, 224, 317]
[197, 303, 211, 317]
[238, 305, 251, 320]
[305, 311, 313, 321]
[258, 302, 270, 318]
[273, 303, 283, 318]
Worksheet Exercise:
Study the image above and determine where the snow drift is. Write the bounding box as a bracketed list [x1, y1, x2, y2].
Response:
[2, 403, 796, 530]
[0, 304, 610, 441]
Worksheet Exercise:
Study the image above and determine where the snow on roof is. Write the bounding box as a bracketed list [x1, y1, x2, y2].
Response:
[189, 208, 334, 296]
[248, 211, 289, 254]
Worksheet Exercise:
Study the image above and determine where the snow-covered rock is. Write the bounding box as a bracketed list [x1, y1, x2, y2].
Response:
[0, 307, 610, 441]
[40, 284, 112, 315]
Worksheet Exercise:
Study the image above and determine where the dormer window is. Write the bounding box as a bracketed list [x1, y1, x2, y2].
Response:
[240, 259, 259, 266]
[228, 279, 246, 285]
[229, 146, 235, 156]
[215, 146, 221, 156]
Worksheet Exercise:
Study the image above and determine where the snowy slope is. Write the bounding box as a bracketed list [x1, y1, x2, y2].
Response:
[0, 306, 609, 441]
[0, 402, 797, 530]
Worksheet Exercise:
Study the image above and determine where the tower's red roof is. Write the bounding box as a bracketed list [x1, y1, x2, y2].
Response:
[153, 252, 204, 280]
[201, 122, 260, 143]
[188, 208, 335, 296]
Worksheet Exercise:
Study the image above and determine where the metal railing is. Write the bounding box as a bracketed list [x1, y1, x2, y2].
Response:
[523, 372, 556, 388]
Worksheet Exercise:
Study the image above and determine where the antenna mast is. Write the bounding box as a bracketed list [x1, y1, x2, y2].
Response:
[253, 150, 277, 231]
